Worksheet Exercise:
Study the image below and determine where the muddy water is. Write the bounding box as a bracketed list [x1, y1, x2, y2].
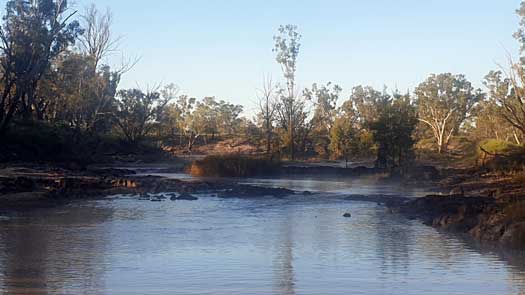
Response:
[1, 175, 525, 294]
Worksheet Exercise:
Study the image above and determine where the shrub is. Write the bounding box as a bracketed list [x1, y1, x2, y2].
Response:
[0, 120, 170, 165]
[187, 155, 281, 177]
[478, 140, 525, 172]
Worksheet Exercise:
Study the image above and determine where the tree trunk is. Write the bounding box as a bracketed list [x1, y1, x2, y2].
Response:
[289, 118, 294, 160]
[266, 130, 271, 160]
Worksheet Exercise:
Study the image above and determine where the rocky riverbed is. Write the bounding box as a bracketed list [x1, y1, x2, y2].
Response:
[0, 166, 296, 209]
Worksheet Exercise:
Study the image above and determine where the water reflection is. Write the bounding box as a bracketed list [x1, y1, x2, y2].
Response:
[372, 210, 412, 279]
[272, 209, 296, 295]
[0, 205, 114, 293]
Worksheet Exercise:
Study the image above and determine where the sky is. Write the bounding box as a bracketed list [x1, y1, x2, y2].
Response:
[1, 0, 521, 115]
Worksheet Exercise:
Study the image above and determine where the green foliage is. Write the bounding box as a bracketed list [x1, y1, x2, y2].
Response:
[114, 88, 172, 144]
[306, 82, 342, 158]
[478, 139, 525, 171]
[188, 155, 281, 177]
[470, 95, 522, 144]
[479, 139, 520, 155]
[0, 0, 82, 132]
[348, 85, 387, 125]
[370, 93, 418, 169]
[415, 73, 483, 153]
[329, 116, 373, 166]
[273, 24, 305, 160]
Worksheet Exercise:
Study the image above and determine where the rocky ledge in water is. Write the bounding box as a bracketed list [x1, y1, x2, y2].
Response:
[0, 166, 296, 209]
[388, 173, 525, 248]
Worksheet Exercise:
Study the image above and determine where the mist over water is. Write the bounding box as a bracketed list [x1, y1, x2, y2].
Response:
[0, 175, 525, 294]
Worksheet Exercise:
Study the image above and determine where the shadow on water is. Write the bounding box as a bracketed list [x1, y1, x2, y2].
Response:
[0, 204, 114, 293]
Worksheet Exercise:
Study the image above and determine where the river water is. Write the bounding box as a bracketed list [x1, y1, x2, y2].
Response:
[1, 174, 525, 294]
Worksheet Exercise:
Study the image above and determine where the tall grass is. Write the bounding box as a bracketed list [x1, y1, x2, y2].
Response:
[187, 155, 281, 177]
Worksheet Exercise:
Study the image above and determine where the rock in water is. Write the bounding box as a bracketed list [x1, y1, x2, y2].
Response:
[343, 213, 352, 218]
[172, 193, 199, 201]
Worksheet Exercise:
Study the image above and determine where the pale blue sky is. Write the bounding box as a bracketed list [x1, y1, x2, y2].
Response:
[1, 1, 521, 113]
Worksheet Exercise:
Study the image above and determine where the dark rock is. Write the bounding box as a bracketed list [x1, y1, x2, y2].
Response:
[14, 177, 36, 191]
[173, 193, 198, 201]
[343, 213, 352, 218]
[218, 185, 293, 199]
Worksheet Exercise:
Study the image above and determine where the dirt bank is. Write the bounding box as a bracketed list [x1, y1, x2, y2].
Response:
[390, 171, 525, 248]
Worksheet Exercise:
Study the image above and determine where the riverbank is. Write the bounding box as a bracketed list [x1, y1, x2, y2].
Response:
[389, 170, 525, 248]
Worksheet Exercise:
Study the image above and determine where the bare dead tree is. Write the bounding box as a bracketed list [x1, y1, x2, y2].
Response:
[257, 75, 276, 159]
[79, 4, 122, 69]
[501, 57, 525, 136]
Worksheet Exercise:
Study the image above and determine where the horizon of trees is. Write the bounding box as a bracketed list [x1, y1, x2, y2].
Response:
[0, 0, 524, 169]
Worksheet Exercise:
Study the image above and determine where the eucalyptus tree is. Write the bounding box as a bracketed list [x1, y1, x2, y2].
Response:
[489, 68, 525, 139]
[44, 52, 120, 134]
[0, 0, 82, 133]
[304, 82, 342, 157]
[216, 100, 243, 136]
[472, 97, 523, 144]
[484, 4, 525, 138]
[415, 73, 483, 153]
[348, 85, 387, 127]
[114, 86, 173, 144]
[329, 113, 360, 168]
[273, 24, 304, 159]
[370, 92, 418, 169]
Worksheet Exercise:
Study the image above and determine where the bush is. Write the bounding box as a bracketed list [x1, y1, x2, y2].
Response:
[187, 155, 281, 177]
[478, 140, 525, 172]
[0, 120, 170, 165]
[1, 120, 78, 162]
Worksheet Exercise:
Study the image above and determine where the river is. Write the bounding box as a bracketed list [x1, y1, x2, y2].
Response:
[0, 174, 525, 294]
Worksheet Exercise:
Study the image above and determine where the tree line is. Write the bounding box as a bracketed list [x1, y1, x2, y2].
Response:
[0, 0, 524, 169]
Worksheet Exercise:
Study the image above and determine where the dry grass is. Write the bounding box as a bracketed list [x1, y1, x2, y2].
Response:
[187, 155, 281, 177]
